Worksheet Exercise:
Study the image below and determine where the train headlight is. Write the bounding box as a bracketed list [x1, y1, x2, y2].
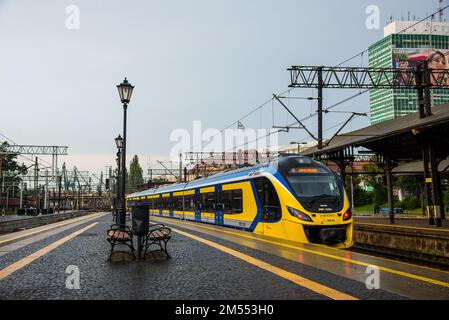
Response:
[287, 207, 313, 222]
[343, 210, 352, 221]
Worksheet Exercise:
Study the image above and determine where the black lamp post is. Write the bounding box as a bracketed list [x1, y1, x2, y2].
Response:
[115, 135, 123, 223]
[116, 78, 134, 229]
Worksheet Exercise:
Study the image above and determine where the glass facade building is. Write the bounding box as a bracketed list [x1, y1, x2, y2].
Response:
[369, 32, 449, 124]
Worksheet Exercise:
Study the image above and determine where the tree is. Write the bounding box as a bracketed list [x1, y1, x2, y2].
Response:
[127, 155, 144, 193]
[0, 142, 28, 198]
[360, 160, 387, 207]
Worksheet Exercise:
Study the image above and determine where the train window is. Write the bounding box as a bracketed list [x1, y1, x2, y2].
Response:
[223, 190, 243, 214]
[184, 195, 195, 211]
[254, 177, 282, 221]
[200, 193, 215, 212]
[175, 196, 183, 211]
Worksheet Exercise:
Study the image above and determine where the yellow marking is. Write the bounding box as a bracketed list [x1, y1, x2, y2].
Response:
[162, 193, 170, 198]
[154, 217, 449, 288]
[356, 222, 449, 233]
[200, 187, 215, 194]
[426, 178, 433, 183]
[183, 190, 195, 196]
[0, 223, 98, 281]
[0, 212, 106, 247]
[173, 192, 184, 197]
[172, 227, 357, 300]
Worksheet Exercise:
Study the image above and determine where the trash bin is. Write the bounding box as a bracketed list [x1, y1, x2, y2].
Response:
[132, 206, 149, 236]
[132, 206, 150, 260]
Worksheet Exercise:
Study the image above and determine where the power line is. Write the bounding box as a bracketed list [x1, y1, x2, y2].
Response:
[188, 88, 294, 152]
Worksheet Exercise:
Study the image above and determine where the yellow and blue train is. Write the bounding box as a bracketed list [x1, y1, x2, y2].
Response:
[127, 155, 354, 249]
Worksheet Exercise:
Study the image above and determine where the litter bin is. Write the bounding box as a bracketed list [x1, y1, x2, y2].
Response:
[132, 206, 150, 260]
[132, 206, 149, 236]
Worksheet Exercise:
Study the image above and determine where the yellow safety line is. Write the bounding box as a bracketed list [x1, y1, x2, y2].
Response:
[154, 217, 449, 289]
[172, 227, 357, 300]
[0, 223, 98, 281]
[0, 212, 107, 247]
[355, 222, 449, 233]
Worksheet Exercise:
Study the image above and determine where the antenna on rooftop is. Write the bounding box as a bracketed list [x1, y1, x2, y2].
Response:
[439, 0, 444, 22]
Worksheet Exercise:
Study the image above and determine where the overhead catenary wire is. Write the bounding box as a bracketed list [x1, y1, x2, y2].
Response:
[188, 6, 448, 157]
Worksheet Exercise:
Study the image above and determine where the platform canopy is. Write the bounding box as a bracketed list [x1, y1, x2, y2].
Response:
[302, 104, 449, 161]
[393, 159, 449, 175]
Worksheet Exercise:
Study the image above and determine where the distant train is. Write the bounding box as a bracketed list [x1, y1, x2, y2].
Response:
[127, 155, 354, 249]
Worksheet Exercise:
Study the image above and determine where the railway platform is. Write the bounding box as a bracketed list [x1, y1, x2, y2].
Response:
[0, 212, 449, 300]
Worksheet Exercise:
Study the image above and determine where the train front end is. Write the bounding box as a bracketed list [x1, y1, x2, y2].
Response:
[274, 156, 354, 249]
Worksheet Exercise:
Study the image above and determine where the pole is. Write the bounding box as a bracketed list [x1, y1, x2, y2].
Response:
[34, 157, 38, 213]
[317, 66, 324, 149]
[116, 151, 121, 224]
[44, 170, 48, 211]
[121, 104, 127, 229]
[350, 175, 354, 211]
[428, 142, 443, 227]
[385, 156, 395, 224]
[416, 62, 426, 119]
[179, 153, 183, 182]
[58, 175, 62, 213]
[20, 180, 23, 210]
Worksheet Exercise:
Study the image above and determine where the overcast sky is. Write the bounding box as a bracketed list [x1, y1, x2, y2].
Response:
[0, 0, 438, 175]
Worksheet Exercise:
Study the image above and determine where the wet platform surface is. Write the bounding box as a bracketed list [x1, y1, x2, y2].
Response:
[0, 213, 448, 300]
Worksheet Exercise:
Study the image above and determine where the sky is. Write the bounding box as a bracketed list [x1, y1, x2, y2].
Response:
[0, 0, 440, 176]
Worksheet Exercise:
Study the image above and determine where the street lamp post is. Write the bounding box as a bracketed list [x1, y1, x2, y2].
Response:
[115, 135, 123, 223]
[116, 78, 134, 229]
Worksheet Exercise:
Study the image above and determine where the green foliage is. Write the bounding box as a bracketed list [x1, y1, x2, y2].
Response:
[0, 142, 28, 197]
[443, 186, 449, 212]
[395, 197, 421, 210]
[353, 186, 373, 207]
[127, 155, 144, 193]
[396, 176, 421, 198]
[360, 160, 387, 207]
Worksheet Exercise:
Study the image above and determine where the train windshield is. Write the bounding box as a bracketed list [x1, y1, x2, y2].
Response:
[285, 167, 341, 199]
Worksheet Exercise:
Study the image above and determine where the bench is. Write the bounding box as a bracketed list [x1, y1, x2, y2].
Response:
[143, 224, 172, 259]
[106, 224, 136, 260]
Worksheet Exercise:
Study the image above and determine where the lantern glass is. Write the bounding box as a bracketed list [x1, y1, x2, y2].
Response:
[115, 135, 123, 149]
[117, 78, 134, 104]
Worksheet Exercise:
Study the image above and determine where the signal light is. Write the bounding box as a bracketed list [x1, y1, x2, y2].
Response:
[287, 207, 313, 222]
[343, 210, 352, 221]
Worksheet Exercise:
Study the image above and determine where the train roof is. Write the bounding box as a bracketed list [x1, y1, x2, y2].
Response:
[127, 154, 317, 198]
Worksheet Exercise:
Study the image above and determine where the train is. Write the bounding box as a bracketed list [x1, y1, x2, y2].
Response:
[127, 154, 354, 249]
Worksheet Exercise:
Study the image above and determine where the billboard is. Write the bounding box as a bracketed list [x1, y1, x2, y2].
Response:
[393, 48, 449, 86]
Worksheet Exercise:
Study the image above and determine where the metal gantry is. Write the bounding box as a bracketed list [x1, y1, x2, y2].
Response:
[288, 63, 447, 226]
[288, 66, 449, 89]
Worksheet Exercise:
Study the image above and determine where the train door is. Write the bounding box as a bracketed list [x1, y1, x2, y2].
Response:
[215, 185, 224, 225]
[195, 189, 201, 221]
[169, 193, 174, 217]
[254, 177, 282, 235]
